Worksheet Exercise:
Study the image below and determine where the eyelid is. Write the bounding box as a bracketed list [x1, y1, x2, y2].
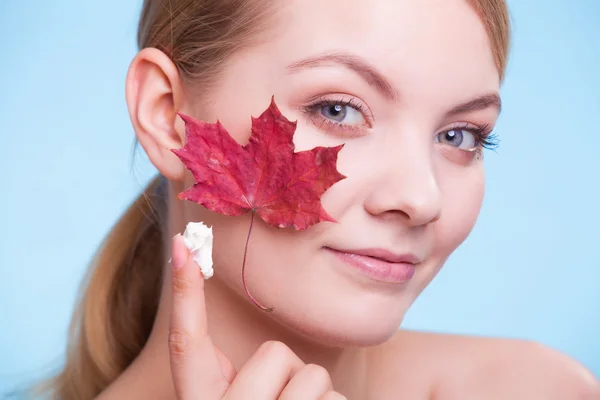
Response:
[301, 94, 374, 126]
[438, 144, 481, 165]
[438, 121, 484, 133]
[436, 121, 498, 153]
[299, 94, 374, 138]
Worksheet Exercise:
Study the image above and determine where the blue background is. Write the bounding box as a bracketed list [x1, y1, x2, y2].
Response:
[1, 0, 599, 394]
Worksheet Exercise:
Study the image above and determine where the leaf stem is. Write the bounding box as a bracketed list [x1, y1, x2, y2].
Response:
[242, 209, 274, 312]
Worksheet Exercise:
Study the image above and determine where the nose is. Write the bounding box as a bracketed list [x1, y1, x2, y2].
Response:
[364, 143, 442, 228]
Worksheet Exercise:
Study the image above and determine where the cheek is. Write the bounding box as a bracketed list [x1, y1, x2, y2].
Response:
[201, 204, 318, 301]
[435, 166, 485, 256]
[410, 165, 484, 296]
[317, 141, 380, 219]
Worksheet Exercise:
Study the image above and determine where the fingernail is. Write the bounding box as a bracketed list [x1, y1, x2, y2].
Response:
[172, 234, 185, 270]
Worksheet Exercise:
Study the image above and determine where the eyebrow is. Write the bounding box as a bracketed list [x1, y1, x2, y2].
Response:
[287, 51, 502, 116]
[287, 51, 399, 101]
[446, 93, 502, 117]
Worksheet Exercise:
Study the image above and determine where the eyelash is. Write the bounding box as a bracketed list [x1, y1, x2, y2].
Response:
[302, 97, 499, 151]
[442, 123, 500, 151]
[301, 97, 372, 137]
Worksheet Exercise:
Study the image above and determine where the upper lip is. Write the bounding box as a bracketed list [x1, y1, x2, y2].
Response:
[327, 247, 421, 264]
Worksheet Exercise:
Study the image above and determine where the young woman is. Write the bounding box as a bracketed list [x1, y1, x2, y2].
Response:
[46, 0, 600, 398]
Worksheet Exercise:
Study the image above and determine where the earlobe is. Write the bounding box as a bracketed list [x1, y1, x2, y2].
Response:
[125, 48, 188, 181]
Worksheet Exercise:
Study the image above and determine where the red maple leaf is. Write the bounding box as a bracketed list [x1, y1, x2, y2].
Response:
[172, 97, 346, 310]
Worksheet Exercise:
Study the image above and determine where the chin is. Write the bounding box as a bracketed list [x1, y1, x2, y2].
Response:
[302, 315, 404, 348]
[275, 297, 409, 348]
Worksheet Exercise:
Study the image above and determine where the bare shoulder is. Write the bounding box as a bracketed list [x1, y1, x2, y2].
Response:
[367, 330, 600, 399]
[428, 333, 600, 399]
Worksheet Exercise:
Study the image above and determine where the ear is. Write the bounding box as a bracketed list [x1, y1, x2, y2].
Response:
[125, 48, 189, 181]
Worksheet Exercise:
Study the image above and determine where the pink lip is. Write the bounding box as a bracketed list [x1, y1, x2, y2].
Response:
[325, 247, 418, 283]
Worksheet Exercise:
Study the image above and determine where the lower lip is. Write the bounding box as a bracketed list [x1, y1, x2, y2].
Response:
[326, 248, 415, 284]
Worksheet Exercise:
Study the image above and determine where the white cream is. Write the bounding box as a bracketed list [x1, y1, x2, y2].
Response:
[182, 221, 214, 279]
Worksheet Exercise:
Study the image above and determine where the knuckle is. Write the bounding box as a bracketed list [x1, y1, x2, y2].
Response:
[303, 363, 332, 385]
[321, 391, 347, 400]
[259, 340, 292, 360]
[171, 274, 193, 295]
[168, 329, 192, 356]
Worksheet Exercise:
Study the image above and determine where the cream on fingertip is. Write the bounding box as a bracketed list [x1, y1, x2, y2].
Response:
[182, 222, 214, 279]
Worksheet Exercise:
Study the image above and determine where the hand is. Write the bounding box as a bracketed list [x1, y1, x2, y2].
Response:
[169, 234, 348, 400]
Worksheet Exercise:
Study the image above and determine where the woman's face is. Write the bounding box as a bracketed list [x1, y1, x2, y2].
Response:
[182, 0, 500, 345]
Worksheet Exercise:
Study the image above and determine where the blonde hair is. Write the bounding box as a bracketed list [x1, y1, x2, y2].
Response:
[43, 1, 510, 398]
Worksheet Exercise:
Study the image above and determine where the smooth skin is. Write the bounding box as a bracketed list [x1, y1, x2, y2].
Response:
[98, 0, 600, 398]
[158, 237, 600, 400]
[169, 235, 345, 399]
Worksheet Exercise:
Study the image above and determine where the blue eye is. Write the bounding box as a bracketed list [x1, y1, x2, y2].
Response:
[436, 129, 478, 150]
[318, 103, 365, 125]
[321, 104, 346, 121]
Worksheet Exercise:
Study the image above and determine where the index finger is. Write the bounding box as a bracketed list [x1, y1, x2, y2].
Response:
[169, 234, 234, 399]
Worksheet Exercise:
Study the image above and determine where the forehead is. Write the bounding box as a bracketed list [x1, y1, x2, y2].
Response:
[263, 0, 499, 101]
